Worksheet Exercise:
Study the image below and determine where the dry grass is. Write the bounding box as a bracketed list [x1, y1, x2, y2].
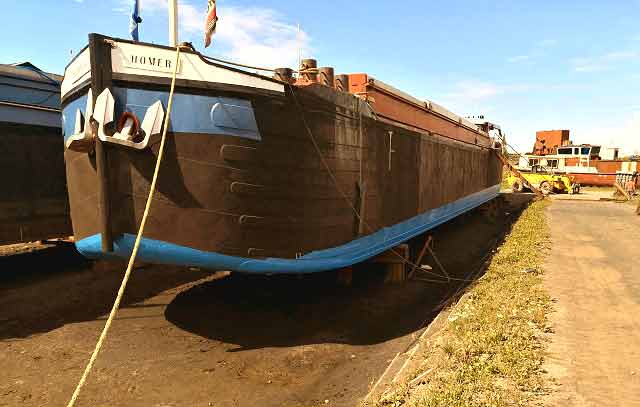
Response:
[500, 169, 513, 190]
[375, 199, 552, 407]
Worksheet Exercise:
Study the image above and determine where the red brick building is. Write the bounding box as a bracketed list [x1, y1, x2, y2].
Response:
[532, 130, 570, 155]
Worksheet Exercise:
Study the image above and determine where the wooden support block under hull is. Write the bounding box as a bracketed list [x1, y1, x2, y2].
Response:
[369, 244, 410, 284]
[478, 198, 499, 222]
[336, 267, 353, 286]
[385, 263, 407, 284]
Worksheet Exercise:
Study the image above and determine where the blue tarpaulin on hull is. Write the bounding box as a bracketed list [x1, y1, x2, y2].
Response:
[75, 184, 500, 274]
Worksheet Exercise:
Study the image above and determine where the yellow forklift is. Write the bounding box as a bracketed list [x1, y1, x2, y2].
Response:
[489, 126, 579, 197]
[506, 164, 580, 195]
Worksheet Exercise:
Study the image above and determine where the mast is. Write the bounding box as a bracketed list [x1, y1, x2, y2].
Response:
[297, 23, 301, 71]
[168, 0, 178, 47]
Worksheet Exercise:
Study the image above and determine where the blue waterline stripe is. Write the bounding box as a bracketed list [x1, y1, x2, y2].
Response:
[75, 184, 500, 274]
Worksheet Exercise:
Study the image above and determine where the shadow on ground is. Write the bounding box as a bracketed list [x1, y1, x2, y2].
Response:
[0, 193, 533, 347]
[0, 240, 89, 283]
[165, 193, 534, 351]
[0, 242, 210, 340]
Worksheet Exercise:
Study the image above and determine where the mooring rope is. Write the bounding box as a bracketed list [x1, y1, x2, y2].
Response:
[200, 53, 279, 72]
[201, 53, 311, 75]
[65, 45, 182, 407]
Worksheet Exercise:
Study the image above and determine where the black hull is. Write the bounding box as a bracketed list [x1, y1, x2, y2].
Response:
[62, 35, 502, 272]
[1, 122, 71, 244]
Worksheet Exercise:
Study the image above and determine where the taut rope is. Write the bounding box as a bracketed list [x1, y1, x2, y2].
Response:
[66, 45, 182, 407]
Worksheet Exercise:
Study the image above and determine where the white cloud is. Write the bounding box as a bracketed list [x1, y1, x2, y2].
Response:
[574, 64, 609, 73]
[537, 39, 557, 47]
[603, 50, 638, 60]
[448, 80, 503, 102]
[142, 0, 174, 11]
[115, 0, 167, 12]
[573, 112, 640, 155]
[200, 7, 310, 69]
[571, 50, 639, 73]
[444, 80, 531, 105]
[506, 39, 556, 63]
[507, 55, 530, 63]
[430, 80, 533, 123]
[117, 0, 310, 69]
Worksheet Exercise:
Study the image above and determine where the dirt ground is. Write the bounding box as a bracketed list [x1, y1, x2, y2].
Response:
[544, 200, 640, 406]
[0, 195, 530, 407]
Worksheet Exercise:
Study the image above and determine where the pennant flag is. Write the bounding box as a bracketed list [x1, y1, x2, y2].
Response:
[129, 0, 142, 41]
[204, 0, 218, 48]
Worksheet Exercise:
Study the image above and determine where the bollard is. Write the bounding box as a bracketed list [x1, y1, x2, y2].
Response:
[318, 67, 335, 87]
[335, 74, 350, 92]
[273, 67, 294, 83]
[300, 58, 318, 82]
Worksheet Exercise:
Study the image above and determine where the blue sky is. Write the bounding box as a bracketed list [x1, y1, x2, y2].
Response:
[3, 0, 639, 153]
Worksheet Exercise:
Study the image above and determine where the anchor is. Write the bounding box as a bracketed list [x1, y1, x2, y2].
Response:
[65, 88, 166, 152]
[64, 89, 95, 152]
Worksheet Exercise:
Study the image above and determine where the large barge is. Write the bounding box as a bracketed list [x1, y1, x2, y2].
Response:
[0, 63, 71, 245]
[61, 34, 502, 273]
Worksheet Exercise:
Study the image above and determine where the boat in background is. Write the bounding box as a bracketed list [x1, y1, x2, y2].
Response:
[60, 33, 502, 273]
[516, 130, 638, 186]
[0, 62, 72, 245]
